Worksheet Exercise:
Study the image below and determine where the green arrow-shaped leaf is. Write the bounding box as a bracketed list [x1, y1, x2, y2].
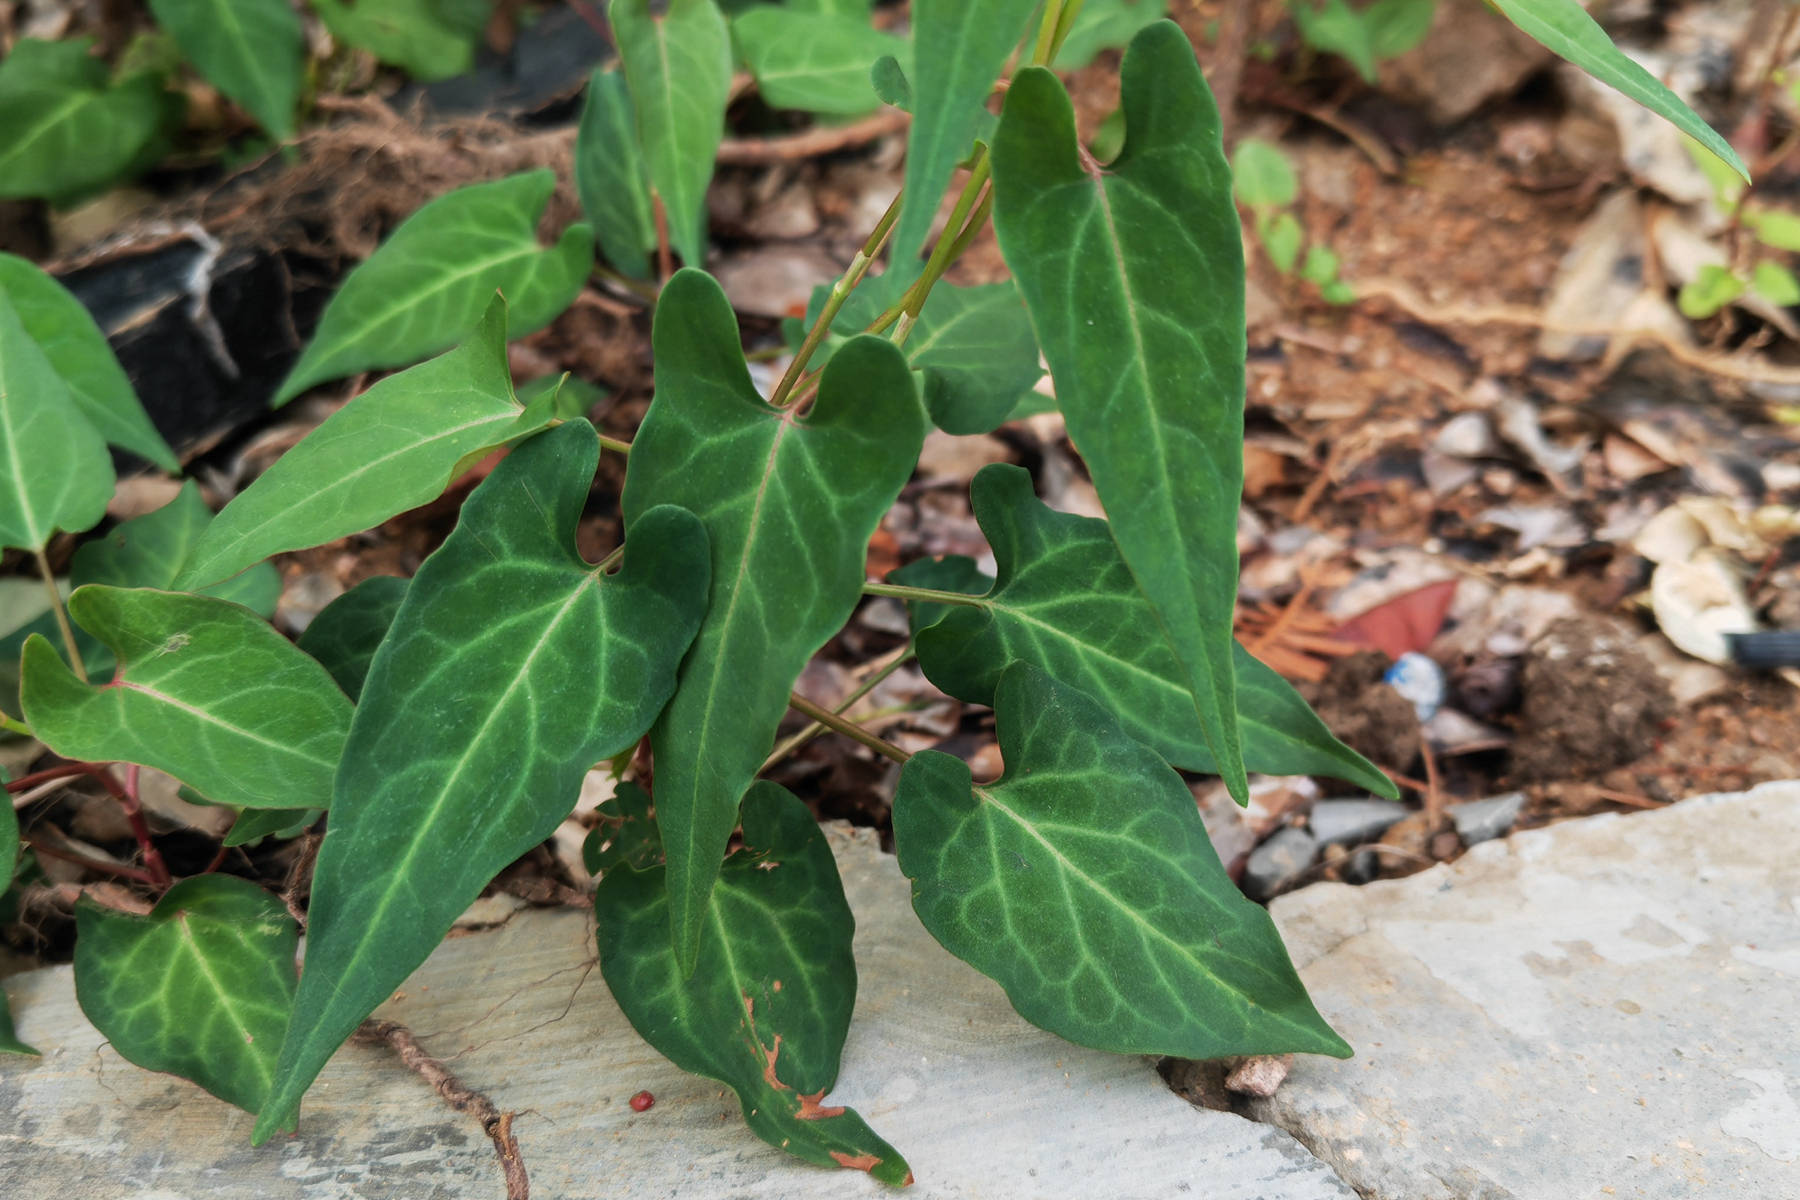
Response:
[255, 420, 711, 1143]
[612, 0, 732, 269]
[186, 298, 550, 588]
[296, 575, 408, 702]
[0, 253, 177, 471]
[734, 7, 910, 116]
[897, 464, 1394, 794]
[273, 173, 593, 406]
[1, 482, 280, 677]
[597, 782, 911, 1184]
[0, 39, 177, 204]
[21, 587, 350, 810]
[576, 67, 659, 281]
[621, 269, 924, 973]
[1489, 0, 1745, 179]
[990, 22, 1249, 800]
[1054, 0, 1169, 68]
[74, 876, 296, 1116]
[147, 0, 302, 138]
[308, 0, 486, 82]
[0, 292, 114, 554]
[894, 662, 1350, 1060]
[891, 0, 1037, 267]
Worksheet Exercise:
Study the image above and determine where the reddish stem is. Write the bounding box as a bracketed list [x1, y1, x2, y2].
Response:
[8, 761, 172, 888]
[5, 763, 94, 793]
[22, 831, 160, 886]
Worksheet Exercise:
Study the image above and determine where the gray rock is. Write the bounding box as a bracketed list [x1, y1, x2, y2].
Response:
[1308, 798, 1410, 847]
[0, 825, 1355, 1199]
[1242, 826, 1319, 901]
[1252, 781, 1800, 1199]
[1447, 791, 1526, 846]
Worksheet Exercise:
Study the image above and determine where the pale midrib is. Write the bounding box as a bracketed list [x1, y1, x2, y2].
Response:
[975, 785, 1288, 1026]
[649, 21, 685, 233]
[116, 678, 338, 773]
[0, 383, 47, 547]
[200, 409, 517, 569]
[176, 915, 273, 1085]
[309, 575, 595, 1018]
[1, 89, 93, 169]
[326, 243, 541, 364]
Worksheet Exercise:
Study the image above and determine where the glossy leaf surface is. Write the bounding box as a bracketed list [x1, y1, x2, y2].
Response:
[991, 23, 1248, 799]
[901, 465, 1394, 793]
[309, 0, 486, 81]
[0, 293, 114, 553]
[0, 39, 175, 203]
[256, 421, 710, 1142]
[1491, 0, 1745, 178]
[1, 793, 17, 893]
[0, 253, 177, 470]
[735, 7, 909, 115]
[273, 173, 592, 405]
[621, 269, 923, 972]
[892, 0, 1036, 266]
[612, 0, 732, 268]
[576, 68, 658, 280]
[582, 779, 662, 874]
[21, 587, 350, 811]
[597, 783, 911, 1183]
[186, 299, 543, 588]
[894, 663, 1350, 1060]
[147, 0, 301, 137]
[296, 575, 407, 701]
[75, 876, 296, 1115]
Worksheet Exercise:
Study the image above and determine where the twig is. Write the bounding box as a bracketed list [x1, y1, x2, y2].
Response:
[34, 549, 86, 682]
[714, 109, 908, 165]
[356, 1019, 530, 1200]
[21, 831, 160, 885]
[282, 831, 321, 926]
[786, 692, 911, 765]
[651, 192, 672, 281]
[763, 646, 916, 771]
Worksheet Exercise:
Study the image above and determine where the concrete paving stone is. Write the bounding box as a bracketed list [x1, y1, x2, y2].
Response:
[1253, 780, 1800, 1200]
[0, 825, 1355, 1199]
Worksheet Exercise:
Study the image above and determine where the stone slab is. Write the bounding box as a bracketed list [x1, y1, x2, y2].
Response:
[1, 825, 1352, 1199]
[1255, 781, 1800, 1200]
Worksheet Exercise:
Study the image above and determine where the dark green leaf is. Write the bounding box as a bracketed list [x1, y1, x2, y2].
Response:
[147, 0, 302, 137]
[273, 173, 593, 405]
[576, 68, 659, 280]
[188, 298, 548, 588]
[894, 663, 1350, 1059]
[887, 553, 993, 636]
[1, 789, 17, 893]
[1, 986, 36, 1056]
[621, 268, 924, 973]
[0, 40, 177, 203]
[309, 0, 487, 81]
[582, 779, 662, 873]
[0, 292, 114, 553]
[255, 421, 710, 1143]
[596, 782, 911, 1183]
[870, 54, 911, 111]
[516, 373, 606, 420]
[1052, 0, 1168, 68]
[21, 587, 351, 810]
[295, 575, 408, 701]
[1490, 0, 1745, 178]
[909, 282, 1043, 435]
[223, 806, 320, 848]
[892, 0, 1037, 268]
[612, 0, 732, 268]
[735, 8, 909, 115]
[904, 465, 1395, 793]
[74, 876, 297, 1115]
[0, 253, 177, 470]
[991, 23, 1249, 799]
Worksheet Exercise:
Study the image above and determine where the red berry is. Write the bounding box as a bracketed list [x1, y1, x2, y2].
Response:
[629, 1090, 655, 1112]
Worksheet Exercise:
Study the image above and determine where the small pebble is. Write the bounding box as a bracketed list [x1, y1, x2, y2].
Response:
[1242, 827, 1318, 901]
[1448, 791, 1527, 846]
[1384, 651, 1446, 721]
[629, 1090, 655, 1113]
[1309, 798, 1410, 847]
[1225, 1054, 1294, 1098]
[1343, 847, 1382, 885]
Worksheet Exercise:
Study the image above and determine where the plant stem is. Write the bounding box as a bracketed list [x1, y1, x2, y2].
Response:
[861, 581, 988, 608]
[593, 265, 660, 304]
[115, 764, 172, 888]
[786, 691, 911, 765]
[0, 711, 31, 737]
[652, 191, 673, 282]
[763, 647, 915, 770]
[34, 549, 86, 683]
[769, 188, 905, 407]
[597, 432, 634, 457]
[21, 830, 160, 886]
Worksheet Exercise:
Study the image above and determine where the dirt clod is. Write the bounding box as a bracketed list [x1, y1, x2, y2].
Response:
[1512, 618, 1675, 782]
[1303, 650, 1423, 772]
